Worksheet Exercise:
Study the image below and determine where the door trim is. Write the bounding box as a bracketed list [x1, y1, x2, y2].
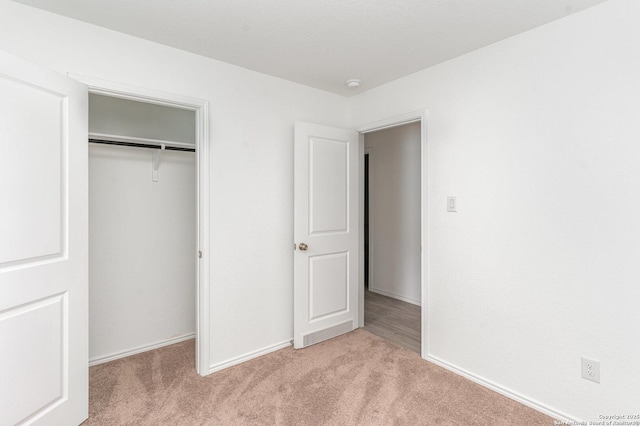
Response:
[68, 74, 211, 376]
[354, 109, 428, 358]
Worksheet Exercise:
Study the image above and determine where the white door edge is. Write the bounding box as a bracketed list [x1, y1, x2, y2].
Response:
[68, 74, 212, 376]
[354, 108, 428, 359]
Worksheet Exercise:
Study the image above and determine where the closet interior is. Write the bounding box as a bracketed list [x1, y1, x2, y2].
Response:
[88, 94, 197, 365]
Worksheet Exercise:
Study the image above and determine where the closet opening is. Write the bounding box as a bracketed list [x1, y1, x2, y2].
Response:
[87, 93, 200, 371]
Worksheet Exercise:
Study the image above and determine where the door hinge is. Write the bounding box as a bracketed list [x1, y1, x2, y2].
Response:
[198, 250, 203, 259]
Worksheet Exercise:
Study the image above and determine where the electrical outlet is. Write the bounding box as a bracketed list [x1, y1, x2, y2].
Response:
[581, 357, 600, 383]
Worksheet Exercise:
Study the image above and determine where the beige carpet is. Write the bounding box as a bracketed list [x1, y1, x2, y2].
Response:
[83, 330, 554, 425]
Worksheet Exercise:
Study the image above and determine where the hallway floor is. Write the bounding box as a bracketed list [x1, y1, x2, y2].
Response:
[363, 289, 421, 354]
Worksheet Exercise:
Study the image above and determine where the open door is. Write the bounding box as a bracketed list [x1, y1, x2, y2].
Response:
[293, 122, 359, 349]
[0, 51, 88, 424]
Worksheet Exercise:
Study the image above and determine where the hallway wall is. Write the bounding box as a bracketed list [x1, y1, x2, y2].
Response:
[365, 122, 421, 305]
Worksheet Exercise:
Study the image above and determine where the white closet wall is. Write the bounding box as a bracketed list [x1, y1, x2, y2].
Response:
[365, 122, 421, 305]
[89, 94, 196, 363]
[89, 94, 195, 143]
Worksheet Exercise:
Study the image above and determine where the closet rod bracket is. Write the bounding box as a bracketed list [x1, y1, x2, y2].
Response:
[152, 144, 166, 182]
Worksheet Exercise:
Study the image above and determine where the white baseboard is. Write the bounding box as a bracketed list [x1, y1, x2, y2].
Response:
[369, 287, 421, 306]
[426, 354, 579, 424]
[208, 340, 292, 374]
[89, 332, 196, 367]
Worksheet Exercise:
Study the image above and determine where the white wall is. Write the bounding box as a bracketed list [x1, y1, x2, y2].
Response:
[365, 123, 421, 305]
[351, 0, 640, 422]
[0, 0, 349, 369]
[89, 144, 196, 362]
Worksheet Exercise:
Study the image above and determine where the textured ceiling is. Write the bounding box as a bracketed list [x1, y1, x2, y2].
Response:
[13, 0, 607, 96]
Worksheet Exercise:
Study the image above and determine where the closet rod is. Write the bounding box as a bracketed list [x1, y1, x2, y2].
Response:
[89, 138, 195, 152]
[88, 132, 196, 152]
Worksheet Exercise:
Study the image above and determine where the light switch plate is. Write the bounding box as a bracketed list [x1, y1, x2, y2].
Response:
[447, 196, 457, 212]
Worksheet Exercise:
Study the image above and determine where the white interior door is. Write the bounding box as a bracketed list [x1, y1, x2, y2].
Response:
[293, 122, 359, 349]
[0, 50, 88, 425]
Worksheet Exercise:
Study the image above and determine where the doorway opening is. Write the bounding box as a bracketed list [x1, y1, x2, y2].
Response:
[72, 75, 211, 376]
[88, 93, 197, 369]
[361, 121, 421, 354]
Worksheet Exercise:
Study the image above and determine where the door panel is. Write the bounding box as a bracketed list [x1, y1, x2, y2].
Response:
[0, 74, 64, 267]
[309, 137, 348, 234]
[0, 50, 88, 425]
[309, 252, 348, 321]
[1, 294, 65, 424]
[294, 122, 358, 349]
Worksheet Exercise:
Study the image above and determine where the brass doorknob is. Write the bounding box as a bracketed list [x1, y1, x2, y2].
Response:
[298, 243, 308, 251]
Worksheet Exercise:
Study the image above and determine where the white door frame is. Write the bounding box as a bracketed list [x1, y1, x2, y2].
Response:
[69, 74, 211, 376]
[354, 109, 428, 358]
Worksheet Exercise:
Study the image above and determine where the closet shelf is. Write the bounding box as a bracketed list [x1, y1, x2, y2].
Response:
[88, 132, 195, 152]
